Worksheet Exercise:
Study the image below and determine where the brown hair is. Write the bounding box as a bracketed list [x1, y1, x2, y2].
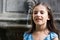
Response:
[28, 2, 59, 36]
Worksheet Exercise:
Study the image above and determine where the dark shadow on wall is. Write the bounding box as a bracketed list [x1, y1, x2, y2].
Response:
[0, 28, 8, 40]
[0, 27, 29, 40]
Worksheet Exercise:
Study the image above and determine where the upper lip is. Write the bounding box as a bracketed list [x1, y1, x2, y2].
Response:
[35, 18, 42, 20]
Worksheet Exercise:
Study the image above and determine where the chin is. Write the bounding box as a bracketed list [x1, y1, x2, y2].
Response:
[36, 23, 43, 25]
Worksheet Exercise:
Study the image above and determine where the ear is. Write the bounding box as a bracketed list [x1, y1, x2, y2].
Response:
[47, 16, 50, 20]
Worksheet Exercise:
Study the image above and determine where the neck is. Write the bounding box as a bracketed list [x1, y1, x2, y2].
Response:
[36, 24, 47, 31]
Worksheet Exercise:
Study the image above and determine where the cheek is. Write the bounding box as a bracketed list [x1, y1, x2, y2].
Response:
[32, 14, 35, 19]
[43, 14, 49, 20]
[32, 15, 34, 22]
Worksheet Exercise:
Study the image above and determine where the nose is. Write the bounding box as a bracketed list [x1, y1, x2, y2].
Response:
[36, 12, 41, 16]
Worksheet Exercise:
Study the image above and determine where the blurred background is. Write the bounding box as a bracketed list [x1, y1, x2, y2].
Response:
[0, 0, 60, 40]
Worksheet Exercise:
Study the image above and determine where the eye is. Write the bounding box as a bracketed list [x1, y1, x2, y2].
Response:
[40, 11, 44, 14]
[33, 11, 37, 14]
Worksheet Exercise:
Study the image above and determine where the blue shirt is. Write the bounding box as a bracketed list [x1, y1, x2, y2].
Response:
[23, 32, 58, 40]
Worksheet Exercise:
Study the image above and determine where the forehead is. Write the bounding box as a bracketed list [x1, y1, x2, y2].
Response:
[33, 4, 47, 11]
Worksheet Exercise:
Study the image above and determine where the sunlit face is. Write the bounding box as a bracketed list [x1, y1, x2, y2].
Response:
[33, 4, 50, 26]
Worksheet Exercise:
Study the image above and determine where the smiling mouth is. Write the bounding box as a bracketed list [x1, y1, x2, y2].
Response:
[35, 18, 42, 21]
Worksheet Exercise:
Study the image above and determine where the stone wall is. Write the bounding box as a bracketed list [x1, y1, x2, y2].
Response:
[0, 0, 60, 40]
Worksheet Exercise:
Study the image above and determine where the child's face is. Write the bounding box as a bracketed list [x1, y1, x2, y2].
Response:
[33, 4, 50, 26]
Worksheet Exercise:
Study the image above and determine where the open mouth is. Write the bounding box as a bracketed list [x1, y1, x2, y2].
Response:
[35, 18, 42, 21]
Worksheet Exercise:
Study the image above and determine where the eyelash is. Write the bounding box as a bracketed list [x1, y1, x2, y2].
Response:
[34, 11, 44, 14]
[40, 11, 44, 14]
[34, 12, 37, 14]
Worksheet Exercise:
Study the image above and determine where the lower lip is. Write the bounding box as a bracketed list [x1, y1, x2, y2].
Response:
[36, 19, 42, 22]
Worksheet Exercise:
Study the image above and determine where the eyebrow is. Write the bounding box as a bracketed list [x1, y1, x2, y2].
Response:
[33, 10, 38, 12]
[33, 10, 44, 12]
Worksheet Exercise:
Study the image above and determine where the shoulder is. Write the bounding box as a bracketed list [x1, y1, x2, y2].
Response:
[23, 32, 29, 37]
[50, 32, 58, 39]
[23, 32, 32, 40]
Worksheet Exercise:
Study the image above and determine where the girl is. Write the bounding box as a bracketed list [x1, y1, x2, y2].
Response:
[23, 2, 59, 40]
